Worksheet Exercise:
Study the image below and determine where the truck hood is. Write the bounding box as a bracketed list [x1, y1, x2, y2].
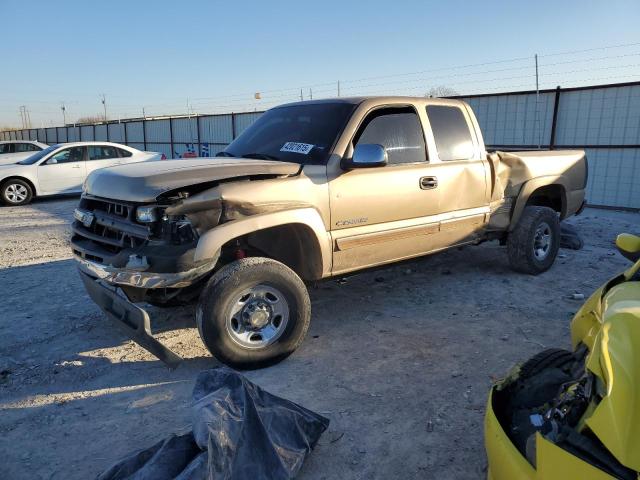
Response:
[83, 157, 301, 202]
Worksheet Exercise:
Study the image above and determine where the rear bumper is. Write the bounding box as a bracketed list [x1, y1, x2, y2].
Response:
[74, 256, 216, 289]
[79, 271, 182, 368]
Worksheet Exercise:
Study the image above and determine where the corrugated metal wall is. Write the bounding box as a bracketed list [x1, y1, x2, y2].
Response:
[3, 81, 640, 208]
[459, 81, 640, 209]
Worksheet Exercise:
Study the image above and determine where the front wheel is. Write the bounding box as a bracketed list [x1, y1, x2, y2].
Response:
[1, 179, 33, 206]
[196, 257, 311, 369]
[507, 206, 560, 274]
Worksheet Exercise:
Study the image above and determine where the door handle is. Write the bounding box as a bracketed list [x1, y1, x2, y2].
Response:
[71, 164, 81, 169]
[420, 176, 438, 189]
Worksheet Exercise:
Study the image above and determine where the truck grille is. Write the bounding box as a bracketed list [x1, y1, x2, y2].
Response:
[72, 196, 151, 262]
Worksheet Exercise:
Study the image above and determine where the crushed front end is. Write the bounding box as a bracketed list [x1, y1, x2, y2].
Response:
[71, 194, 220, 367]
[485, 240, 640, 479]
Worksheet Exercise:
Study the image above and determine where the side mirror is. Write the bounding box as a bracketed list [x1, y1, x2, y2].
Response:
[616, 233, 640, 262]
[342, 144, 388, 170]
[47, 158, 57, 165]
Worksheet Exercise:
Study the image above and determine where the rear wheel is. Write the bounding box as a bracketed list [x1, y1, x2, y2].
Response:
[1, 179, 33, 206]
[507, 206, 560, 274]
[196, 257, 311, 369]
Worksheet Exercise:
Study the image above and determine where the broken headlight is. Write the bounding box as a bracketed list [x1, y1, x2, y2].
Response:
[136, 206, 159, 223]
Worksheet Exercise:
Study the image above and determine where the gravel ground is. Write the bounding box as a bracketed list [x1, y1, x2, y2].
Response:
[0, 197, 637, 480]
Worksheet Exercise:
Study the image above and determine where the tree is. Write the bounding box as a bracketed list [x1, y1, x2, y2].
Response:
[425, 85, 458, 98]
[76, 115, 106, 124]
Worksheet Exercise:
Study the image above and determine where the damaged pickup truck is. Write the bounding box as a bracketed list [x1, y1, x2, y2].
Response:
[72, 97, 587, 369]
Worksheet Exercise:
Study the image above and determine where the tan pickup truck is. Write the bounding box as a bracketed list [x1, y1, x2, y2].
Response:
[71, 97, 587, 369]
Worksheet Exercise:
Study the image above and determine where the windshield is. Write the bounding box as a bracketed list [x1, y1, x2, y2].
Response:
[219, 103, 356, 165]
[17, 145, 60, 165]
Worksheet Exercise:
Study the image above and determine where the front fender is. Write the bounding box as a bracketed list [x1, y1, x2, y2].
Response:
[194, 207, 333, 277]
[509, 176, 569, 231]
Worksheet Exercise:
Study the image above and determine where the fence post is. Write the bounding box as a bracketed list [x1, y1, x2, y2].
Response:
[196, 115, 201, 156]
[142, 118, 147, 150]
[169, 117, 174, 158]
[124, 121, 128, 145]
[231, 112, 236, 139]
[549, 86, 561, 150]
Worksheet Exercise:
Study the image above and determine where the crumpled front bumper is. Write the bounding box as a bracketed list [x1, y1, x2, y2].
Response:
[74, 256, 216, 289]
[79, 271, 183, 368]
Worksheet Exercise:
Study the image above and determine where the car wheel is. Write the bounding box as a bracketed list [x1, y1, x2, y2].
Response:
[196, 257, 311, 369]
[507, 206, 560, 274]
[1, 179, 33, 206]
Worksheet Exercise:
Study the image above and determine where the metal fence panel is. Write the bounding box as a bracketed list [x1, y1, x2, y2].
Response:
[108, 123, 125, 142]
[585, 148, 640, 208]
[234, 112, 262, 137]
[555, 85, 640, 146]
[45, 128, 57, 144]
[199, 115, 233, 143]
[80, 125, 94, 141]
[57, 127, 67, 142]
[67, 126, 80, 141]
[94, 124, 108, 141]
[145, 119, 170, 143]
[171, 117, 198, 143]
[125, 121, 144, 142]
[463, 92, 555, 147]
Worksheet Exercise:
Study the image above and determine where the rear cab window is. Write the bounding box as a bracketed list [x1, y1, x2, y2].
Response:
[425, 105, 475, 161]
[354, 107, 427, 165]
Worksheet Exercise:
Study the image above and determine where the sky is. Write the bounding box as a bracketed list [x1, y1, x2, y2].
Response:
[1, 0, 639, 127]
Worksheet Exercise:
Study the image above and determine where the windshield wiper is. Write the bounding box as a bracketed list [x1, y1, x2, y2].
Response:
[215, 151, 235, 158]
[241, 153, 281, 161]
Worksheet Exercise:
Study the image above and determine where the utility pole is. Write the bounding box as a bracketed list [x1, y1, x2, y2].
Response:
[61, 103, 67, 125]
[337, 80, 340, 97]
[300, 88, 303, 101]
[309, 87, 313, 100]
[100, 94, 107, 121]
[534, 54, 541, 149]
[19, 106, 25, 129]
[142, 107, 146, 119]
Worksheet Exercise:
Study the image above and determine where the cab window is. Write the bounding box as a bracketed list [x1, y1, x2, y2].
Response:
[354, 107, 426, 164]
[46, 146, 85, 164]
[425, 105, 474, 161]
[88, 145, 118, 160]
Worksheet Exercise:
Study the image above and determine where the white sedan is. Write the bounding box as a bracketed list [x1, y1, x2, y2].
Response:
[0, 142, 165, 206]
[0, 140, 49, 165]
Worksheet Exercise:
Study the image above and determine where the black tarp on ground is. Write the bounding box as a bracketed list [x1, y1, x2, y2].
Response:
[98, 367, 329, 480]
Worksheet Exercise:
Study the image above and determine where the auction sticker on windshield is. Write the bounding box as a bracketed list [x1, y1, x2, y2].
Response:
[280, 142, 314, 155]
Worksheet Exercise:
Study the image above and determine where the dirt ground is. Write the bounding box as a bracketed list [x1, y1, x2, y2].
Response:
[0, 197, 636, 480]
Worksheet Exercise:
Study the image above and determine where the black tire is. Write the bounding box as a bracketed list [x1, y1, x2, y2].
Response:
[507, 206, 560, 274]
[1, 179, 33, 206]
[518, 348, 574, 379]
[196, 257, 311, 369]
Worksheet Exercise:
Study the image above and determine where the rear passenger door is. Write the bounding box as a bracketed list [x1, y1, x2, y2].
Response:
[86, 145, 123, 175]
[422, 103, 489, 236]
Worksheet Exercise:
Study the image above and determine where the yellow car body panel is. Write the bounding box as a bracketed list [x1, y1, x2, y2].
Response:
[485, 391, 617, 480]
[487, 234, 640, 479]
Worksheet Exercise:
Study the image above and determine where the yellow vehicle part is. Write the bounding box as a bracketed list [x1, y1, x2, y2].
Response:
[487, 234, 640, 479]
[485, 390, 617, 479]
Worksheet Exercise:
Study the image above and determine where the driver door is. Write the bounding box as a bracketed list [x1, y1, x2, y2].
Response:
[37, 146, 87, 194]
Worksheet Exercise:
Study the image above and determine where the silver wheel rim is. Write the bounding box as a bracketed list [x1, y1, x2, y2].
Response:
[225, 284, 289, 349]
[533, 221, 552, 260]
[5, 183, 28, 203]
